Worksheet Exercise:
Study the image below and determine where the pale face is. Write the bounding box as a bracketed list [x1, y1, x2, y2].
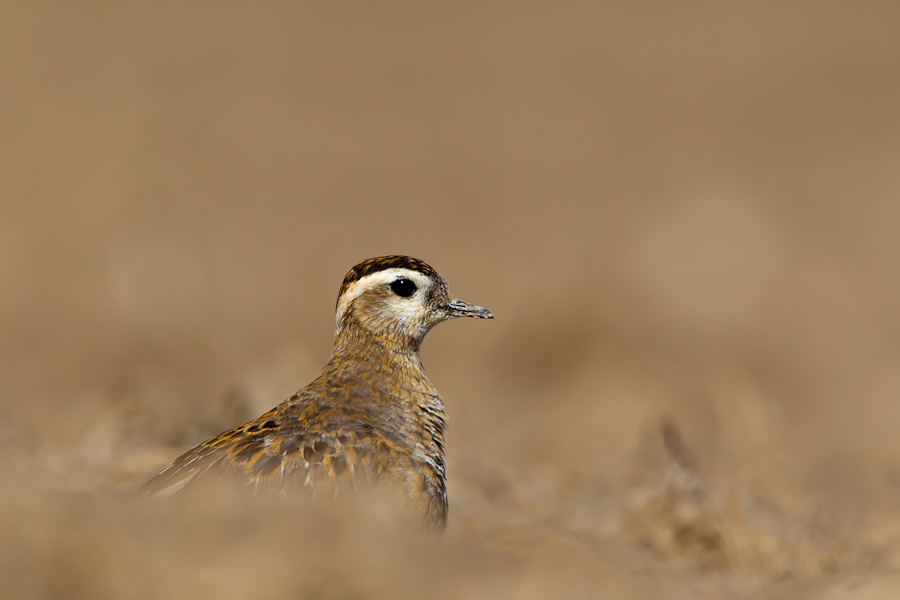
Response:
[336, 267, 492, 343]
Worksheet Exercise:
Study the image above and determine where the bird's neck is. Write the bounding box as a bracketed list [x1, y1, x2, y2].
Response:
[331, 320, 423, 364]
[323, 323, 445, 447]
[324, 324, 436, 406]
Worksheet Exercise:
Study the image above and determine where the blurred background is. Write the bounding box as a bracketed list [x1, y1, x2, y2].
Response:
[2, 3, 900, 598]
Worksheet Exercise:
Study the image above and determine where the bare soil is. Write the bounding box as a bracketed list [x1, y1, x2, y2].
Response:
[3, 3, 900, 598]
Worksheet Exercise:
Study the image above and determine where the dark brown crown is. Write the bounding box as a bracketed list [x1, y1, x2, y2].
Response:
[338, 255, 440, 302]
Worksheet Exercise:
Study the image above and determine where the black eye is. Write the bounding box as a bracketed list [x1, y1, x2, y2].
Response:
[390, 278, 417, 297]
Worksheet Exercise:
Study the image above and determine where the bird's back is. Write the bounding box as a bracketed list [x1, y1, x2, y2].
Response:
[139, 345, 450, 528]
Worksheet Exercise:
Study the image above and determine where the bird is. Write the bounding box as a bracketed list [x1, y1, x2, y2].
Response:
[138, 255, 493, 529]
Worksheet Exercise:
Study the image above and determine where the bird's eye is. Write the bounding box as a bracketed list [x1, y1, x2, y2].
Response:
[390, 278, 417, 297]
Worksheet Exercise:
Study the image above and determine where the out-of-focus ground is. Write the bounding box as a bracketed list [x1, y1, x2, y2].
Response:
[2, 3, 900, 598]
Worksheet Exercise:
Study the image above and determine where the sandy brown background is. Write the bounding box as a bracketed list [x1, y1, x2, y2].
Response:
[3, 3, 900, 598]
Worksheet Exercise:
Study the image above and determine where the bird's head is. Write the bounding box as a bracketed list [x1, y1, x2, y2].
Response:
[334, 255, 493, 348]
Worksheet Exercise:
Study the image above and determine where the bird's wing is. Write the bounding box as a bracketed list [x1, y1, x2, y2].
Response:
[137, 405, 397, 498]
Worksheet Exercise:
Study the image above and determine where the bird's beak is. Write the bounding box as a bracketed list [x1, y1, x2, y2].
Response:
[444, 299, 494, 319]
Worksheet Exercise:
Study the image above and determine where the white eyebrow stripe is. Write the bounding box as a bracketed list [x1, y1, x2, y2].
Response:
[335, 268, 429, 319]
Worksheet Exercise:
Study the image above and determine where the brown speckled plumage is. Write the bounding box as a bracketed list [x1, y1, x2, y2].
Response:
[139, 255, 492, 529]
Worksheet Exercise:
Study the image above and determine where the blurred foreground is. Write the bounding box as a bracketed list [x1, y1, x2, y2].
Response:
[2, 3, 900, 598]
